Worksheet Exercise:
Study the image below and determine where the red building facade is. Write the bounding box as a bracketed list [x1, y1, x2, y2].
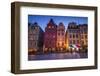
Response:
[44, 19, 57, 52]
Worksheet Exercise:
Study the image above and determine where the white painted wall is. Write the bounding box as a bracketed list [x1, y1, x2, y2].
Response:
[0, 0, 100, 76]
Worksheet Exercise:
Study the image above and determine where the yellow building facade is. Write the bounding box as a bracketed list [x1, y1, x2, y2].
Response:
[57, 23, 66, 51]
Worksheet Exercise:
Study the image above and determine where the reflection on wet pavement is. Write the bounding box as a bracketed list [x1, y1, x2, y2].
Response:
[28, 52, 87, 60]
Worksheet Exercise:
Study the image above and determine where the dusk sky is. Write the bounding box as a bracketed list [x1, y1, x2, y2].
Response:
[28, 15, 88, 31]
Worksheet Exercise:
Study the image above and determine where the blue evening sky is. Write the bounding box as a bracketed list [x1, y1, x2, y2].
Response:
[28, 15, 88, 31]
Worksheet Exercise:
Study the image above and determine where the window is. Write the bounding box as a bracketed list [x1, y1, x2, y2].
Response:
[77, 40, 79, 44]
[73, 34, 75, 38]
[82, 41, 84, 44]
[72, 30, 75, 33]
[70, 40, 72, 44]
[48, 26, 51, 28]
[62, 29, 64, 32]
[58, 43, 59, 46]
[62, 33, 64, 35]
[81, 40, 84, 44]
[69, 34, 72, 38]
[85, 35, 87, 38]
[76, 34, 78, 38]
[86, 40, 88, 43]
[58, 29, 60, 31]
[84, 30, 87, 33]
[58, 33, 60, 35]
[53, 35, 55, 38]
[69, 30, 71, 33]
[34, 42, 37, 46]
[62, 43, 64, 46]
[76, 30, 78, 33]
[73, 40, 75, 44]
[80, 30, 83, 34]
[35, 27, 39, 32]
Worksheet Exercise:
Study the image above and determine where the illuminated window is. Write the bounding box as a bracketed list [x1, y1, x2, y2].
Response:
[53, 36, 55, 38]
[48, 26, 51, 28]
